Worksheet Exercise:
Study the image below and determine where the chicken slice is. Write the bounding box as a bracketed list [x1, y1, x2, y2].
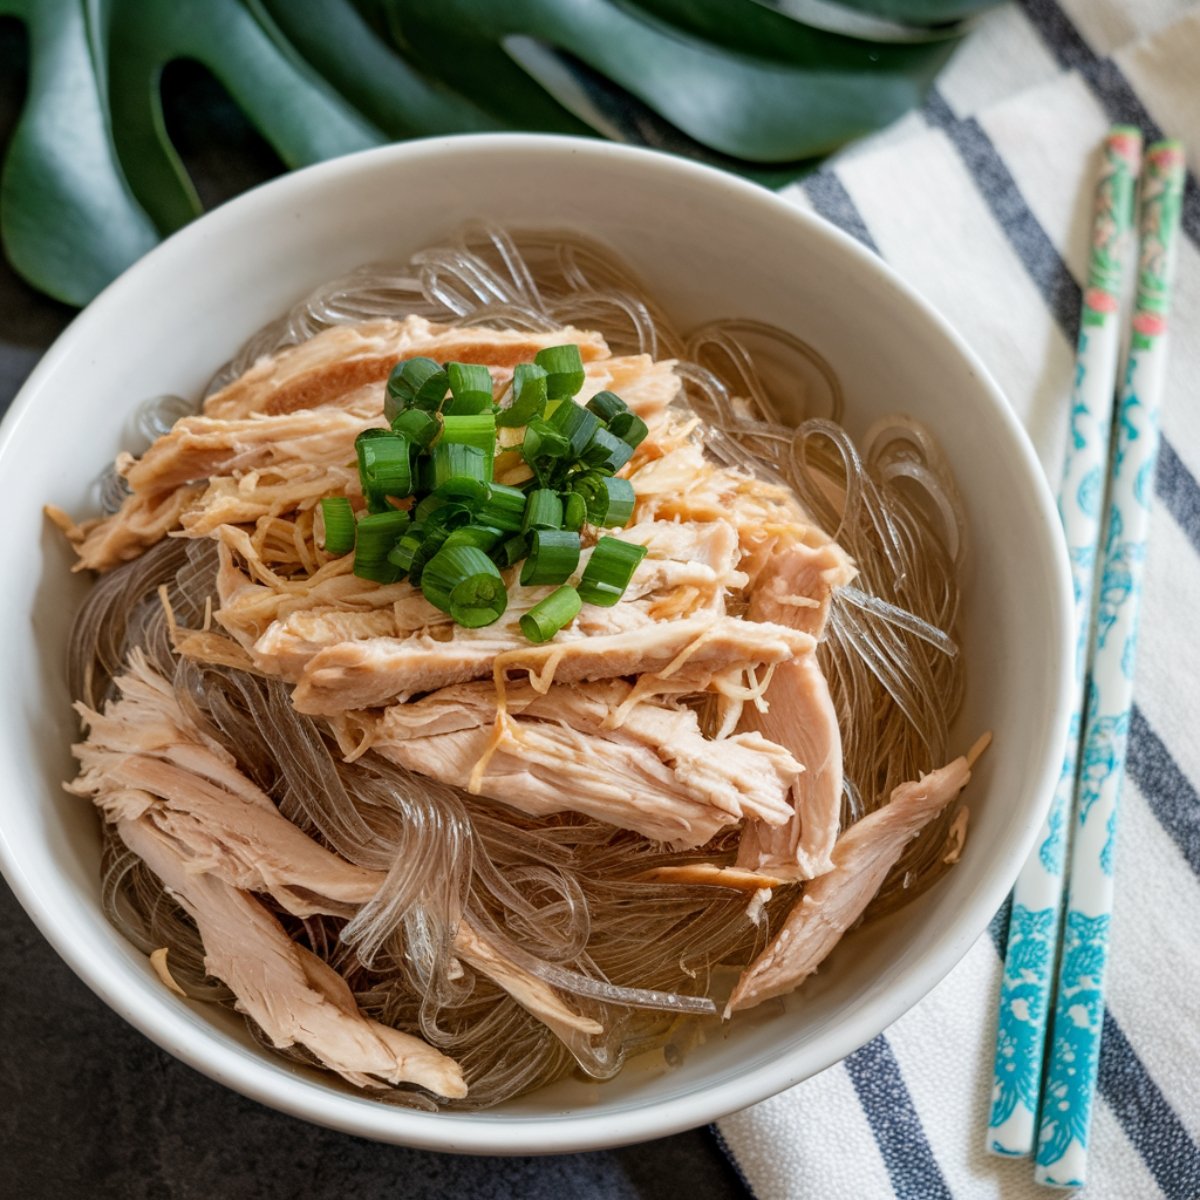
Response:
[68, 653, 382, 917]
[203, 317, 611, 420]
[116, 816, 466, 1096]
[245, 517, 743, 682]
[736, 542, 856, 880]
[293, 612, 815, 715]
[47, 486, 205, 574]
[726, 746, 981, 1015]
[367, 678, 799, 827]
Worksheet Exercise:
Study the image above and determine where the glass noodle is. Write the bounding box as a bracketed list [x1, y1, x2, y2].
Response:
[79, 227, 966, 1108]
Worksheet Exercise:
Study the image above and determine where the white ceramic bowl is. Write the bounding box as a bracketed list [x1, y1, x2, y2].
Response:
[0, 135, 1071, 1154]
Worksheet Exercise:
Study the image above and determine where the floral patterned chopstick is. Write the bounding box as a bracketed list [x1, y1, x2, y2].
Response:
[1034, 140, 1186, 1189]
[987, 126, 1143, 1160]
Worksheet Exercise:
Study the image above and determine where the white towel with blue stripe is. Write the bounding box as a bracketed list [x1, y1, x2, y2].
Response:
[714, 3, 1200, 1197]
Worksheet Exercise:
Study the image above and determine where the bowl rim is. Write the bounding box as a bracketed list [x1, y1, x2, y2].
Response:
[0, 131, 1074, 1155]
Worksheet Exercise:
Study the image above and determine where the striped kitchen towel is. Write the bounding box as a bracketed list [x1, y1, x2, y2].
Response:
[714, 3, 1200, 1198]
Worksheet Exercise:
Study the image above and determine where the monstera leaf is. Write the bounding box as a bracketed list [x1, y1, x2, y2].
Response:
[0, 0, 998, 306]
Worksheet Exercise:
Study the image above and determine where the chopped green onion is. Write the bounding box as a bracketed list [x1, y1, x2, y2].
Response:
[562, 490, 587, 533]
[571, 473, 636, 527]
[520, 585, 582, 644]
[578, 537, 647, 607]
[581, 427, 634, 473]
[445, 362, 494, 414]
[387, 530, 424, 573]
[585, 390, 627, 423]
[547, 399, 602, 458]
[442, 524, 504, 553]
[357, 432, 413, 509]
[390, 407, 440, 448]
[497, 362, 548, 427]
[386, 357, 448, 416]
[317, 497, 355, 556]
[354, 509, 410, 563]
[522, 488, 563, 532]
[535, 344, 585, 399]
[521, 418, 570, 468]
[353, 559, 404, 584]
[476, 483, 527, 533]
[418, 498, 473, 534]
[608, 410, 649, 450]
[441, 413, 497, 454]
[520, 530, 581, 586]
[493, 533, 529, 568]
[420, 546, 508, 628]
[432, 443, 491, 502]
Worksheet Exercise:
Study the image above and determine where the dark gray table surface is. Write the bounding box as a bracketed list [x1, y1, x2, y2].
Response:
[0, 37, 749, 1200]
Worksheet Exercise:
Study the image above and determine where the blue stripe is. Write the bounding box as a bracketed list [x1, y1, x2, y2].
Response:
[1015, 0, 1200, 249]
[1128, 705, 1200, 877]
[844, 1036, 954, 1200]
[1155, 439, 1200, 555]
[924, 90, 1082, 345]
[802, 172, 881, 255]
[1097, 1013, 1200, 1199]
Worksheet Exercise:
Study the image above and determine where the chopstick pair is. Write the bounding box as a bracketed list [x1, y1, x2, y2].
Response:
[985, 130, 1186, 1188]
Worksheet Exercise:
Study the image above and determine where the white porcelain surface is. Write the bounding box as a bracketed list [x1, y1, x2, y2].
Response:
[0, 135, 1072, 1154]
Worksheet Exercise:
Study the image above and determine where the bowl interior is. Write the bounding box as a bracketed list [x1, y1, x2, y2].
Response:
[0, 136, 1070, 1153]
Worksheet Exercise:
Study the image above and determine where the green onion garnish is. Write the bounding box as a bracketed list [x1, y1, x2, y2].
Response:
[521, 418, 570, 468]
[562, 490, 587, 533]
[608, 410, 649, 449]
[520, 585, 582, 644]
[493, 532, 529, 569]
[520, 530, 581, 586]
[353, 559, 404, 584]
[419, 545, 508, 628]
[441, 413, 497, 455]
[585, 390, 627, 423]
[498, 362, 548, 428]
[317, 497, 356, 556]
[535, 344, 586, 399]
[387, 357, 448, 416]
[578, 537, 647, 607]
[357, 432, 413, 510]
[442, 524, 504, 553]
[432, 442, 492, 503]
[322, 348, 654, 635]
[445, 362, 494, 415]
[581, 427, 634, 473]
[390, 407, 440, 448]
[476, 482, 527, 533]
[572, 473, 636, 527]
[354, 509, 410, 562]
[522, 488, 563, 532]
[547, 399, 602, 458]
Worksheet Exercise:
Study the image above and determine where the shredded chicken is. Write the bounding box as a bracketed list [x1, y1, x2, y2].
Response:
[118, 815, 467, 1096]
[736, 541, 857, 880]
[725, 738, 988, 1015]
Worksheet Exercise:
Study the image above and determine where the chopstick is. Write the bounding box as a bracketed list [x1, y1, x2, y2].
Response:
[986, 127, 1143, 1159]
[1033, 141, 1186, 1189]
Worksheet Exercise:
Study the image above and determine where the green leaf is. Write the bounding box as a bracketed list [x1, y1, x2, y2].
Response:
[254, 0, 503, 138]
[386, 0, 959, 162]
[830, 0, 999, 24]
[96, 0, 385, 233]
[0, 0, 1002, 306]
[0, 0, 158, 305]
